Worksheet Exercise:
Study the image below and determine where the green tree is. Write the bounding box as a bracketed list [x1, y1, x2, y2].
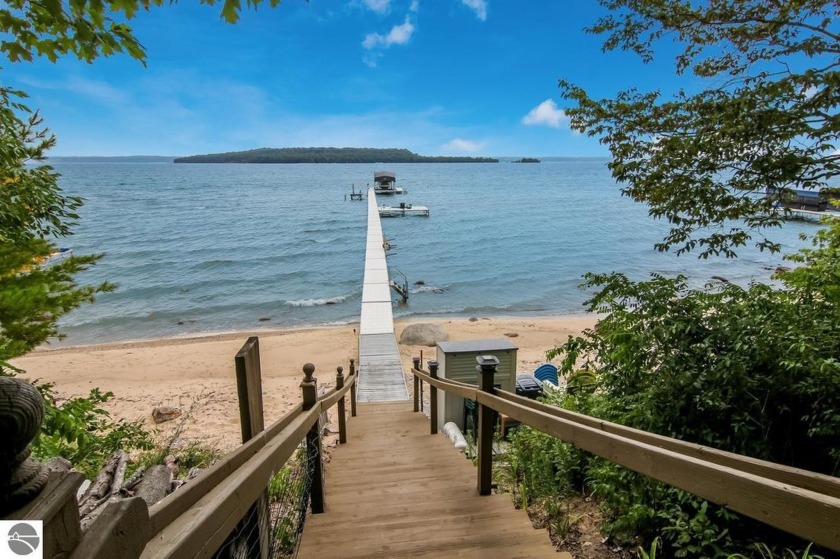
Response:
[0, 88, 113, 372]
[0, 0, 284, 64]
[0, 0, 284, 373]
[560, 0, 840, 258]
[543, 2, 840, 553]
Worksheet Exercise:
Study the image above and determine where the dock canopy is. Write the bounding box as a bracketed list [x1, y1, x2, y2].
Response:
[374, 171, 396, 185]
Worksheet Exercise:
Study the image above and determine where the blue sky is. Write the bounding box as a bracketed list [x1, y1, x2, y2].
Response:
[8, 1, 683, 157]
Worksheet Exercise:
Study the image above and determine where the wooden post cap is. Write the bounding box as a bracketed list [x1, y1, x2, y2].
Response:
[412, 357, 420, 369]
[302, 363, 315, 382]
[0, 378, 49, 514]
[475, 354, 500, 373]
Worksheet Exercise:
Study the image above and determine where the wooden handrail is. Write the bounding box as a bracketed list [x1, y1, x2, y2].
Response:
[148, 402, 304, 535]
[411, 366, 840, 551]
[414, 368, 475, 400]
[413, 367, 840, 496]
[141, 407, 321, 559]
[491, 389, 840, 499]
[317, 369, 356, 410]
[147, 365, 358, 554]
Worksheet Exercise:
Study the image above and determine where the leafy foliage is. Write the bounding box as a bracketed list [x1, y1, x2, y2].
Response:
[534, 1, 840, 555]
[0, 0, 285, 65]
[31, 383, 154, 478]
[729, 543, 825, 559]
[560, 0, 840, 257]
[0, 89, 114, 372]
[529, 220, 840, 555]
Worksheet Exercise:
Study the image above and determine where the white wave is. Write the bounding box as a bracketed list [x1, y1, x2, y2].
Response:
[287, 294, 350, 307]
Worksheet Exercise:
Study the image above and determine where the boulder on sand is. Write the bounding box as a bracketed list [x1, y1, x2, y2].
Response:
[399, 323, 448, 347]
[152, 405, 182, 424]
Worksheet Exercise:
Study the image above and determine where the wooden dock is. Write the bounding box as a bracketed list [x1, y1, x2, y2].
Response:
[357, 188, 408, 402]
[296, 192, 563, 557]
[296, 402, 563, 558]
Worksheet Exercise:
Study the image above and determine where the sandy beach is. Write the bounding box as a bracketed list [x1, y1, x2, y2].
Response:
[11, 315, 597, 452]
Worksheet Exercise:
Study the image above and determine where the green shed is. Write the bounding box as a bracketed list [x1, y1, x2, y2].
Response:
[435, 339, 518, 432]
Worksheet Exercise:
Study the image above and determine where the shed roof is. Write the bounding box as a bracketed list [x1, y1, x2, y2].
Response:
[437, 338, 518, 354]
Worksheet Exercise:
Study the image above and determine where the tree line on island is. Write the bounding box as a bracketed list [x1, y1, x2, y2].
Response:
[173, 147, 499, 164]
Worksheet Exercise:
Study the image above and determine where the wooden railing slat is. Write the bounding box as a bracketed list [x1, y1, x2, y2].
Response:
[491, 390, 840, 499]
[412, 366, 840, 551]
[141, 406, 320, 559]
[148, 402, 304, 536]
[317, 372, 356, 410]
[477, 391, 840, 552]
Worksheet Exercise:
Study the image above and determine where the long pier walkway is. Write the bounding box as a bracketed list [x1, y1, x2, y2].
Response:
[296, 191, 563, 558]
[357, 188, 408, 402]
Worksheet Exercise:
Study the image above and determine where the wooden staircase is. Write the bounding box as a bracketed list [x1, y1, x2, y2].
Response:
[297, 402, 566, 558]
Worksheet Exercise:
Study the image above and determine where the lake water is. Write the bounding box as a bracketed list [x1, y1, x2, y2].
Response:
[51, 159, 819, 345]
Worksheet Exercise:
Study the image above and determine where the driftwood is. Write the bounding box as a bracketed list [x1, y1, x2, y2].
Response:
[76, 479, 91, 502]
[77, 455, 205, 534]
[121, 467, 145, 495]
[134, 465, 173, 507]
[109, 451, 128, 496]
[78, 452, 122, 517]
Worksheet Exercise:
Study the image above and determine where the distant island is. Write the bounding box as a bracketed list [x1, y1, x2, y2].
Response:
[513, 158, 541, 163]
[173, 147, 499, 164]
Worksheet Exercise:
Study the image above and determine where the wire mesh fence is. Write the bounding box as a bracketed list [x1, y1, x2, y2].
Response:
[210, 439, 315, 559]
[268, 441, 315, 558]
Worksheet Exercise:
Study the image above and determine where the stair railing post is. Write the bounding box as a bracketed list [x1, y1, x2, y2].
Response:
[412, 357, 420, 412]
[1, 377, 89, 559]
[476, 355, 499, 496]
[336, 366, 347, 444]
[428, 360, 439, 435]
[349, 359, 357, 417]
[0, 378, 49, 515]
[301, 364, 324, 513]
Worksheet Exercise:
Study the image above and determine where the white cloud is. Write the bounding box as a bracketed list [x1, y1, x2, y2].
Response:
[461, 0, 487, 21]
[363, 17, 415, 49]
[409, 0, 419, 12]
[521, 99, 568, 128]
[363, 0, 390, 14]
[442, 138, 484, 152]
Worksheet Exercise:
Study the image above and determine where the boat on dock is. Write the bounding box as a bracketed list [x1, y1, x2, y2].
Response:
[765, 186, 829, 211]
[373, 171, 405, 195]
[765, 186, 840, 220]
[378, 202, 429, 217]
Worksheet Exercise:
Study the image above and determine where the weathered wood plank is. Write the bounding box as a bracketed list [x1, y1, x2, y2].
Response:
[297, 402, 559, 559]
[492, 388, 840, 499]
[141, 407, 320, 559]
[481, 391, 840, 551]
[148, 403, 304, 535]
[70, 498, 150, 559]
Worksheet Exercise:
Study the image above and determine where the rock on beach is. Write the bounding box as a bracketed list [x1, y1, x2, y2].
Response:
[399, 323, 449, 347]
